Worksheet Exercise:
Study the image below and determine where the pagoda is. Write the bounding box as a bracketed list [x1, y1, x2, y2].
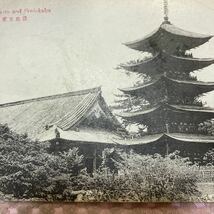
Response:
[116, 0, 214, 162]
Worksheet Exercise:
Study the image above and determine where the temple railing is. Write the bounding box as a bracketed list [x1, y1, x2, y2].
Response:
[195, 167, 214, 182]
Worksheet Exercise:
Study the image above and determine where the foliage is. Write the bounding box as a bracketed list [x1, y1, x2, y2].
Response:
[204, 148, 214, 165]
[198, 120, 214, 136]
[0, 124, 201, 202]
[0, 124, 85, 201]
[81, 149, 201, 202]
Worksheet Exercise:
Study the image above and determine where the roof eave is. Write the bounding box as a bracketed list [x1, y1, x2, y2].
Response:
[117, 104, 214, 120]
[120, 133, 214, 146]
[123, 23, 213, 52]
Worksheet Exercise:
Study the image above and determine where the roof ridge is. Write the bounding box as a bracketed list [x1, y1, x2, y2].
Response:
[55, 93, 98, 129]
[63, 92, 100, 129]
[0, 87, 101, 108]
[50, 93, 93, 128]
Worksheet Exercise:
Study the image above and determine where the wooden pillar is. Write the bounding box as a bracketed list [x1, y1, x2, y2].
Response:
[166, 142, 169, 156]
[93, 144, 97, 174]
[165, 123, 169, 156]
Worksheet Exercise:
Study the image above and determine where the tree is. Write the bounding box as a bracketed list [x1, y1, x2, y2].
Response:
[203, 148, 214, 165]
[0, 124, 202, 202]
[198, 120, 214, 136]
[0, 124, 85, 200]
[81, 149, 200, 202]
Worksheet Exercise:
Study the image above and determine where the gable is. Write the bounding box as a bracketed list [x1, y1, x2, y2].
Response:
[78, 101, 118, 131]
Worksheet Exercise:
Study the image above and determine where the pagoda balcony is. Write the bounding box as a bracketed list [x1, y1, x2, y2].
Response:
[117, 103, 214, 124]
[119, 75, 214, 105]
[119, 51, 214, 75]
[147, 122, 205, 135]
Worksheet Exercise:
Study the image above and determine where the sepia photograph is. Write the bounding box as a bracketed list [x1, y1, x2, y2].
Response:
[0, 0, 214, 208]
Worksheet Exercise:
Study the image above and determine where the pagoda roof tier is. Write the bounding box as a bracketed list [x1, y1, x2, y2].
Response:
[124, 22, 213, 53]
[119, 75, 214, 97]
[120, 52, 214, 75]
[117, 133, 214, 146]
[118, 103, 214, 123]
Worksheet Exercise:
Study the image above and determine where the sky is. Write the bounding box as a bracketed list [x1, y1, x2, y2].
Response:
[0, 0, 214, 107]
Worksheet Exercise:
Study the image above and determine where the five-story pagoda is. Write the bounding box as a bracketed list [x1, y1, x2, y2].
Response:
[116, 0, 214, 162]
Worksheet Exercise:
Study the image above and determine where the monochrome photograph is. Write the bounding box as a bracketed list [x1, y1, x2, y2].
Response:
[0, 0, 213, 204]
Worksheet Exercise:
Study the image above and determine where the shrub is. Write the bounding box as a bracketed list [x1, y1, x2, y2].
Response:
[203, 148, 214, 165]
[82, 149, 201, 202]
[0, 124, 85, 200]
[0, 124, 202, 202]
[198, 120, 214, 135]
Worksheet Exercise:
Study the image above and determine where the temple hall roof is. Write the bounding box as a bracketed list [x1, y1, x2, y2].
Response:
[0, 87, 120, 140]
[38, 126, 121, 145]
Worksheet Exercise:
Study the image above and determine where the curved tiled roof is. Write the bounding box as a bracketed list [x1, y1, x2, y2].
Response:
[117, 103, 214, 122]
[120, 52, 214, 74]
[119, 75, 214, 96]
[116, 133, 214, 146]
[0, 87, 119, 139]
[124, 22, 213, 53]
[38, 126, 121, 144]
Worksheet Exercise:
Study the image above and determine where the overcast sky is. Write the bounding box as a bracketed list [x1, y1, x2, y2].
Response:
[0, 0, 214, 107]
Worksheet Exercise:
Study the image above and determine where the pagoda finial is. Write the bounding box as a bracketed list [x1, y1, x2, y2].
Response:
[163, 0, 169, 23]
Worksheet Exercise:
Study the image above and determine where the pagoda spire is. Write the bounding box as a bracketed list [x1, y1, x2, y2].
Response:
[163, 0, 169, 22]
